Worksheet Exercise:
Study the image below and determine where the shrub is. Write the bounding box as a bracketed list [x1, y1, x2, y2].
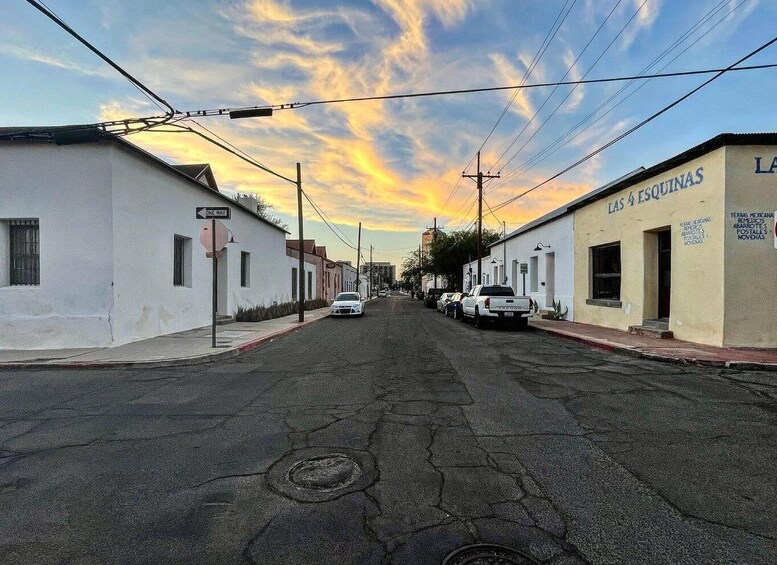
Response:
[236, 298, 330, 322]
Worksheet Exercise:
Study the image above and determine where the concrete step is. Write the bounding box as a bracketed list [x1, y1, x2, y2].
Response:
[628, 325, 673, 339]
[642, 319, 670, 330]
[215, 315, 236, 326]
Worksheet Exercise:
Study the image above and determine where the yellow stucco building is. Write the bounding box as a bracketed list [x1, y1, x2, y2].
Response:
[572, 133, 777, 347]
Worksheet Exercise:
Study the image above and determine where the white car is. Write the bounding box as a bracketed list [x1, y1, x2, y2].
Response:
[378, 289, 388, 298]
[330, 292, 364, 317]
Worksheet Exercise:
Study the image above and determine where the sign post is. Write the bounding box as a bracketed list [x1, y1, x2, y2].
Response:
[520, 262, 528, 295]
[198, 209, 231, 348]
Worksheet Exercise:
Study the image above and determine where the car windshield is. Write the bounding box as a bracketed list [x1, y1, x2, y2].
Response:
[480, 286, 515, 297]
[336, 293, 360, 302]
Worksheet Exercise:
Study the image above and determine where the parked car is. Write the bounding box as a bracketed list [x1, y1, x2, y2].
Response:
[424, 288, 445, 308]
[378, 289, 388, 298]
[461, 285, 532, 329]
[444, 292, 465, 319]
[330, 292, 364, 317]
[436, 292, 454, 313]
[416, 290, 425, 301]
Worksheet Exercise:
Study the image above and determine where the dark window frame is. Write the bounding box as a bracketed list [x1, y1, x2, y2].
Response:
[292, 267, 298, 300]
[10, 220, 40, 286]
[173, 235, 186, 287]
[591, 242, 621, 301]
[241, 251, 250, 287]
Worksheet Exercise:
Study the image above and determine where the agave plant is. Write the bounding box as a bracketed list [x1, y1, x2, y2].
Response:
[550, 299, 569, 320]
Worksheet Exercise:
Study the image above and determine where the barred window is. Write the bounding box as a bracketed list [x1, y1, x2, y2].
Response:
[173, 236, 186, 286]
[10, 219, 40, 286]
[292, 267, 298, 300]
[591, 242, 621, 300]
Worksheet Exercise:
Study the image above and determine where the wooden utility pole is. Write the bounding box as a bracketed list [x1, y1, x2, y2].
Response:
[296, 162, 305, 322]
[369, 244, 374, 297]
[463, 151, 499, 286]
[355, 221, 362, 294]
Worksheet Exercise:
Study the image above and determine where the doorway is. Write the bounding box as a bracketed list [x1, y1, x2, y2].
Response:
[657, 230, 671, 319]
[217, 248, 229, 314]
[545, 252, 556, 306]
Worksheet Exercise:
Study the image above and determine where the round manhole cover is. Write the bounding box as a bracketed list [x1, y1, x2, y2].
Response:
[442, 544, 541, 565]
[288, 454, 362, 491]
[267, 447, 377, 502]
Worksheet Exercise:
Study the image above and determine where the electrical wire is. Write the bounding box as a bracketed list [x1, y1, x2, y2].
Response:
[489, 34, 777, 214]
[490, 0, 634, 173]
[487, 0, 749, 193]
[300, 189, 358, 250]
[26, 0, 176, 115]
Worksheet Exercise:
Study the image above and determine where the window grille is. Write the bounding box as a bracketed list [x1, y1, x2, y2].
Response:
[241, 252, 250, 287]
[10, 219, 40, 285]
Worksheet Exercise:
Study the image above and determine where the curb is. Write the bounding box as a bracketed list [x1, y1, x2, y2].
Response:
[528, 323, 777, 372]
[0, 313, 330, 370]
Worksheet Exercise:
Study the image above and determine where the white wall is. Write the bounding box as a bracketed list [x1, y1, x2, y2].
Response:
[489, 214, 575, 319]
[340, 263, 358, 292]
[0, 139, 297, 349]
[0, 143, 115, 348]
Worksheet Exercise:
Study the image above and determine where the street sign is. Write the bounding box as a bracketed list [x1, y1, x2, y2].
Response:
[196, 206, 231, 219]
[200, 220, 229, 252]
[520, 262, 528, 274]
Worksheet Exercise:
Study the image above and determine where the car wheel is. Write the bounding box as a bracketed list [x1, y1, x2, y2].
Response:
[474, 308, 485, 329]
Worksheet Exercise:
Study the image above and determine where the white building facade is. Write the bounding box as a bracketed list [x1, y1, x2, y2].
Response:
[0, 132, 297, 349]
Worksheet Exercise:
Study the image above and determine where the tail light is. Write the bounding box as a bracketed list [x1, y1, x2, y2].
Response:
[529, 298, 533, 309]
[484, 297, 490, 308]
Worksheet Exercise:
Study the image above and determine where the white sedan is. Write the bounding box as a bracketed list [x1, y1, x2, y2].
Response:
[330, 292, 364, 317]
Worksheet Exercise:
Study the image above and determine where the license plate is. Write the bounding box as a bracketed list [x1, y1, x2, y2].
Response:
[504, 312, 514, 317]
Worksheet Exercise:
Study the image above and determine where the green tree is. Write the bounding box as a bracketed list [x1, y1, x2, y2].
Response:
[400, 251, 422, 289]
[427, 229, 500, 291]
[233, 193, 288, 230]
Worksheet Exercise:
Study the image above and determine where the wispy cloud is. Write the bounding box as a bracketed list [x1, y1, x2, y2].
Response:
[0, 44, 111, 78]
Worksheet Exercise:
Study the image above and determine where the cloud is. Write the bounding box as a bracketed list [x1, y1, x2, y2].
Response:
[620, 0, 661, 49]
[489, 53, 537, 121]
[0, 44, 111, 78]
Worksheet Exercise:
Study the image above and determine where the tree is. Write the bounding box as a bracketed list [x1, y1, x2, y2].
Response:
[400, 250, 422, 289]
[427, 229, 500, 291]
[233, 193, 288, 230]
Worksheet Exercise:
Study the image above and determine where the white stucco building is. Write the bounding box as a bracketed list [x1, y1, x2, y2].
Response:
[0, 128, 301, 349]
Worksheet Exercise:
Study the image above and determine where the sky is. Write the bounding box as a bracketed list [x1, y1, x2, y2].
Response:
[3, 0, 777, 273]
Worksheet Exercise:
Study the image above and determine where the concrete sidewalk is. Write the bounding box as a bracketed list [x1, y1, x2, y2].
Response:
[530, 318, 777, 371]
[0, 307, 331, 369]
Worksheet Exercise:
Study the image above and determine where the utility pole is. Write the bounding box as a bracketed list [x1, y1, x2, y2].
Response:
[369, 244, 374, 297]
[418, 245, 422, 289]
[502, 221, 507, 285]
[296, 162, 305, 322]
[463, 151, 499, 286]
[355, 222, 362, 295]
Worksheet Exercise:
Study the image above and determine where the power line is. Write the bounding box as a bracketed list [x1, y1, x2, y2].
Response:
[176, 63, 777, 118]
[490, 34, 777, 214]
[489, 0, 634, 173]
[488, 0, 750, 193]
[26, 0, 176, 115]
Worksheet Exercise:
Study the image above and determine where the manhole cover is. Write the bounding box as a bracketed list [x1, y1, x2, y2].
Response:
[288, 454, 361, 491]
[442, 544, 541, 565]
[267, 447, 377, 502]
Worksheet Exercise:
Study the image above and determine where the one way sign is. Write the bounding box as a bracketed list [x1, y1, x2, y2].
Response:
[196, 206, 231, 220]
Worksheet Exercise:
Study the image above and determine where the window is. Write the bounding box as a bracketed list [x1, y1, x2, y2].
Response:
[292, 267, 298, 300]
[591, 242, 621, 300]
[173, 235, 192, 287]
[9, 219, 40, 285]
[307, 271, 313, 298]
[529, 256, 538, 292]
[241, 252, 250, 287]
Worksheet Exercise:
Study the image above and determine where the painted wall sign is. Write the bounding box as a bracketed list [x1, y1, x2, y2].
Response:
[754, 156, 777, 174]
[730, 211, 774, 241]
[607, 167, 704, 214]
[680, 216, 711, 246]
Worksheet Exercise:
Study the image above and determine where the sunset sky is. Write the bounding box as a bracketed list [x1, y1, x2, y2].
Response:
[3, 0, 777, 272]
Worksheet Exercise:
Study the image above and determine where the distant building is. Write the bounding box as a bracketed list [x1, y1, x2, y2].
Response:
[360, 262, 395, 292]
[421, 226, 445, 290]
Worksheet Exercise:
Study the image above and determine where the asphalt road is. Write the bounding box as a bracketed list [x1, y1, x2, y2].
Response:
[1, 294, 775, 564]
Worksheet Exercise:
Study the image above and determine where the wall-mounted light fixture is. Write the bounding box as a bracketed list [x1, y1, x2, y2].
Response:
[533, 243, 551, 252]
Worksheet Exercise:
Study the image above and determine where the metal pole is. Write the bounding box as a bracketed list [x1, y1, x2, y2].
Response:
[461, 152, 497, 287]
[297, 162, 305, 322]
[356, 221, 362, 294]
[522, 272, 526, 296]
[502, 221, 507, 284]
[211, 218, 217, 348]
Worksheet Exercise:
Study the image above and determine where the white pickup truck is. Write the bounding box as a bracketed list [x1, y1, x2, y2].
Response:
[461, 285, 532, 330]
